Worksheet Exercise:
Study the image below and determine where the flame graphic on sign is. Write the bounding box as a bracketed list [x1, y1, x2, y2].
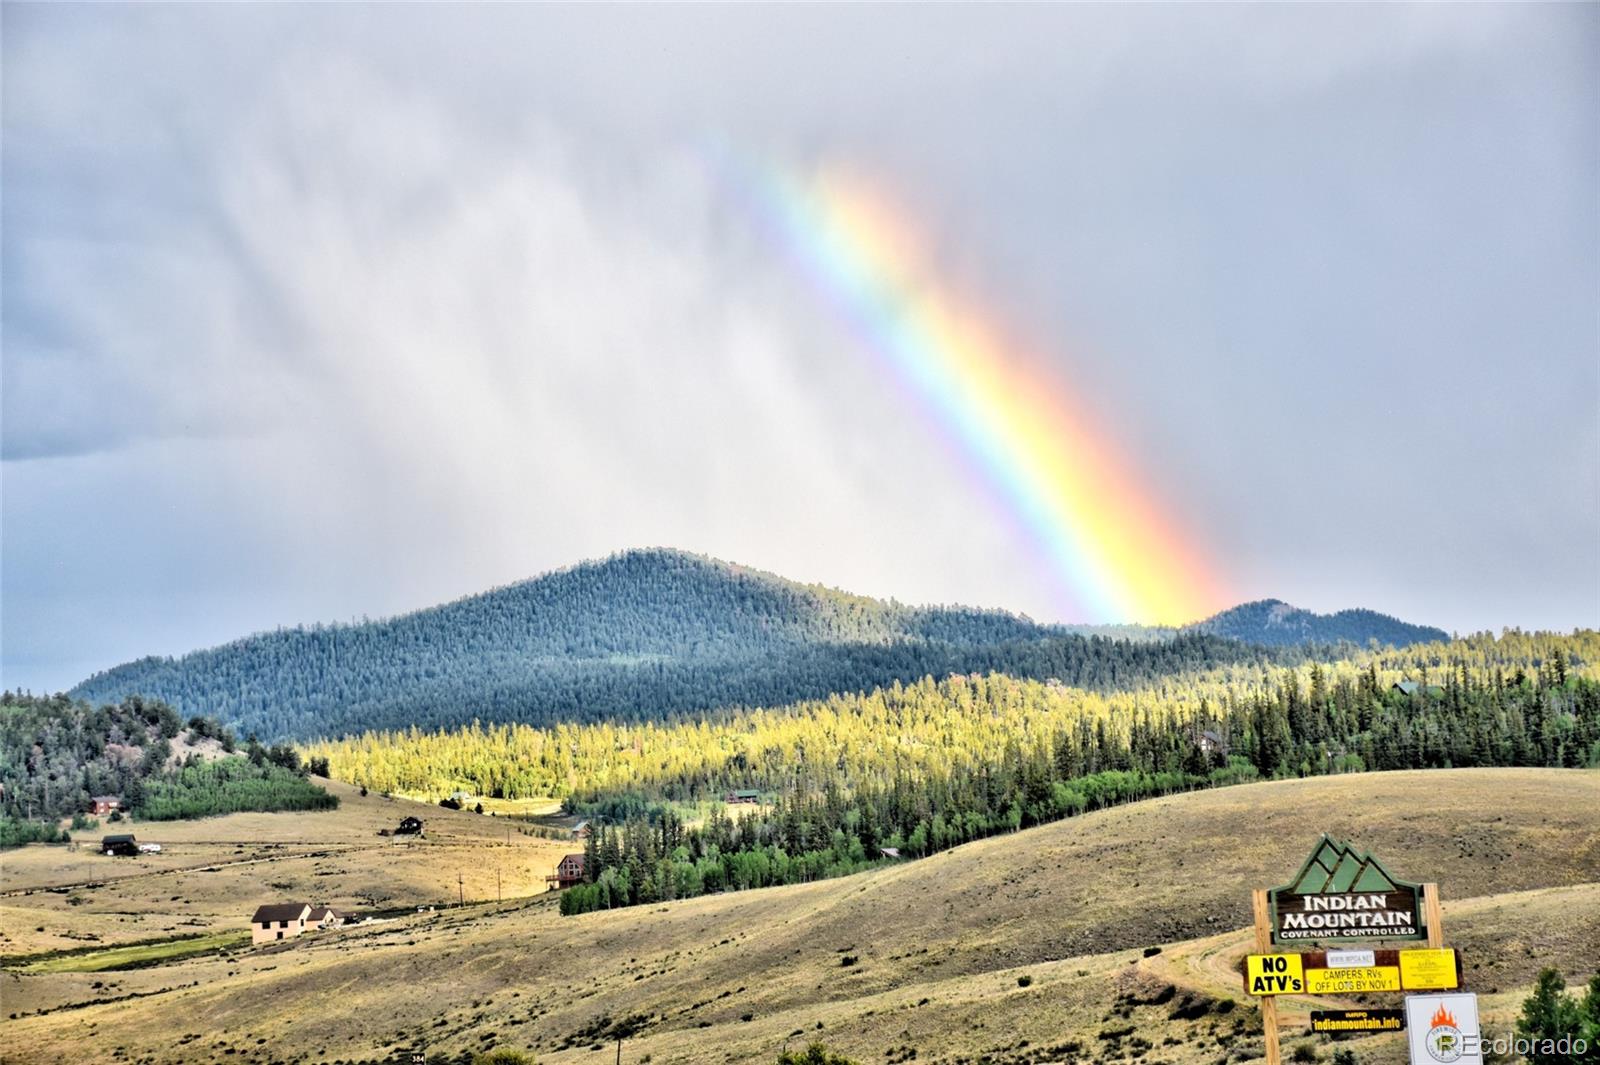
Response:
[1430, 1004, 1458, 1029]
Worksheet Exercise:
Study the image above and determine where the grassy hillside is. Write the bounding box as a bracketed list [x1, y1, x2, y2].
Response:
[69, 549, 1268, 742]
[3, 768, 1595, 1065]
[0, 778, 572, 960]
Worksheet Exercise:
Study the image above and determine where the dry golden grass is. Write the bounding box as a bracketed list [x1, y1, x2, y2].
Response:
[2, 768, 1596, 1065]
[1, 779, 575, 958]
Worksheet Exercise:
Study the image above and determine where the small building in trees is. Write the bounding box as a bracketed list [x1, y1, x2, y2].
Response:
[724, 789, 761, 805]
[251, 902, 312, 944]
[546, 853, 586, 890]
[1197, 729, 1229, 756]
[90, 796, 123, 816]
[100, 834, 139, 857]
[570, 820, 591, 840]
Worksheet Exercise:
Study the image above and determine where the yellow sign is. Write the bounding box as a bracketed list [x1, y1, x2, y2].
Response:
[1246, 953, 1305, 995]
[1399, 948, 1458, 990]
[1305, 965, 1401, 994]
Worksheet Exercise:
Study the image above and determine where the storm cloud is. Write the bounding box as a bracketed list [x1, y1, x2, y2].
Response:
[3, 4, 1596, 690]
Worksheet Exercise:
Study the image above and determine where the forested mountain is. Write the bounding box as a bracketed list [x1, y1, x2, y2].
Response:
[311, 629, 1598, 804]
[1190, 598, 1448, 648]
[70, 549, 1272, 742]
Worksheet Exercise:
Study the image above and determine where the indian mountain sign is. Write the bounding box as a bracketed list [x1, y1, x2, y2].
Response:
[1270, 836, 1426, 944]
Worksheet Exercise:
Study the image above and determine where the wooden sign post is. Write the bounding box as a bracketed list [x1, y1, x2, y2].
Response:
[1252, 888, 1282, 1065]
[1244, 838, 1452, 1061]
[1424, 882, 1444, 948]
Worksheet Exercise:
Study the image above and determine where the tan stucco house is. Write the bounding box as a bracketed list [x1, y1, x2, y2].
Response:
[251, 902, 312, 945]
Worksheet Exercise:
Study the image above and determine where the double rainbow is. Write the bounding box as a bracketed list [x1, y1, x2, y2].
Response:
[738, 162, 1223, 625]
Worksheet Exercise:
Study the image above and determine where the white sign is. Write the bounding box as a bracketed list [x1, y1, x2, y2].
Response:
[1406, 993, 1482, 1065]
[1327, 949, 1376, 969]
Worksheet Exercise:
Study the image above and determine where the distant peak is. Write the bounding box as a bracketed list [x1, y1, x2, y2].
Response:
[1189, 599, 1446, 649]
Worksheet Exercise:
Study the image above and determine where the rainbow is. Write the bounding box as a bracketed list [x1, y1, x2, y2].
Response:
[737, 162, 1224, 625]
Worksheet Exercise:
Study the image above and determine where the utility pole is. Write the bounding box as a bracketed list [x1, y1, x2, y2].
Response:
[458, 872, 464, 908]
[497, 869, 502, 904]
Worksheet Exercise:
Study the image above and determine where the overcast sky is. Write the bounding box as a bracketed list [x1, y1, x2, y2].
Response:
[4, 4, 1597, 692]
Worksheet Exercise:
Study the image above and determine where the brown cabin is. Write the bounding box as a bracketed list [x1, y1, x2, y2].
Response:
[100, 834, 139, 857]
[91, 796, 123, 816]
[546, 853, 586, 890]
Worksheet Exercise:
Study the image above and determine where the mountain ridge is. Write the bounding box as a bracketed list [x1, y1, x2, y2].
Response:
[67, 548, 1444, 742]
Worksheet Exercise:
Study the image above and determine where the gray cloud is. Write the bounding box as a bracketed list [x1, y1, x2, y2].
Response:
[3, 4, 1596, 691]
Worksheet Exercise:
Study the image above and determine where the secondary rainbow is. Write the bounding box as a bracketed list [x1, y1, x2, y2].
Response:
[741, 163, 1223, 625]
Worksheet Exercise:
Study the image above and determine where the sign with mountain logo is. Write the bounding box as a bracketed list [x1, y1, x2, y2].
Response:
[1270, 836, 1425, 944]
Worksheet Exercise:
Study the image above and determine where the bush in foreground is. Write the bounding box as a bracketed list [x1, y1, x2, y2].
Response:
[1516, 967, 1600, 1063]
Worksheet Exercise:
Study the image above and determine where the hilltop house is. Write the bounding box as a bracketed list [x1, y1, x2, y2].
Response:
[1393, 681, 1445, 697]
[724, 789, 761, 805]
[100, 834, 139, 857]
[394, 816, 424, 835]
[251, 902, 312, 944]
[546, 853, 586, 890]
[90, 795, 123, 816]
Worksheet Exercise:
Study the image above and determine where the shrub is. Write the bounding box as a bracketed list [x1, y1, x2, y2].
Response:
[1017, 975, 1033, 988]
[777, 1045, 862, 1065]
[1291, 1044, 1318, 1063]
[471, 1049, 537, 1065]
